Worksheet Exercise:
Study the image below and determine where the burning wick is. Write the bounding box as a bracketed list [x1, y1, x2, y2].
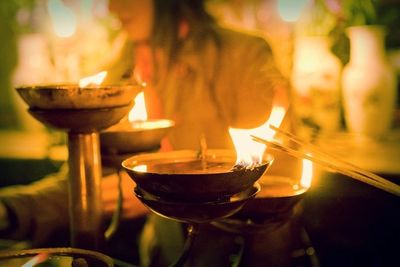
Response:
[197, 134, 245, 173]
[229, 106, 287, 170]
[78, 71, 107, 87]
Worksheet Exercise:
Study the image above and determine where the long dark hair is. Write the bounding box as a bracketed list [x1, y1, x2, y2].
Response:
[151, 0, 220, 67]
[149, 0, 227, 125]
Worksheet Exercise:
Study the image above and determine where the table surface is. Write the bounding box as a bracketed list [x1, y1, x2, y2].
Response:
[313, 128, 400, 175]
[0, 128, 399, 266]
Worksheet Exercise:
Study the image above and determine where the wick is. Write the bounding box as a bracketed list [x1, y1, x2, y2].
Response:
[199, 134, 208, 170]
[231, 161, 247, 171]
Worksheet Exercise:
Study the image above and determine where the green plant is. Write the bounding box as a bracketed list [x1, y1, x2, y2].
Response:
[332, 0, 378, 26]
[295, 0, 339, 36]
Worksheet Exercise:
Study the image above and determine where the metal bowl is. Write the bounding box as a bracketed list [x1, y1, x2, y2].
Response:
[211, 189, 307, 234]
[236, 188, 307, 221]
[212, 175, 308, 235]
[100, 119, 175, 154]
[122, 149, 273, 202]
[0, 247, 113, 267]
[28, 105, 132, 133]
[134, 183, 261, 223]
[235, 175, 308, 220]
[16, 83, 142, 109]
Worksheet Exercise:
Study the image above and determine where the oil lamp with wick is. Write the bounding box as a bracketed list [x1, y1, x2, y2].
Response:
[212, 105, 313, 230]
[100, 91, 174, 165]
[205, 106, 315, 266]
[122, 117, 276, 266]
[15, 71, 142, 250]
[99, 91, 174, 240]
[212, 105, 312, 227]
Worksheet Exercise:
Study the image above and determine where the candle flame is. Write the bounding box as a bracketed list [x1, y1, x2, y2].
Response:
[129, 92, 147, 122]
[300, 156, 313, 188]
[133, 164, 148, 172]
[48, 0, 77, 38]
[78, 71, 107, 87]
[229, 106, 286, 167]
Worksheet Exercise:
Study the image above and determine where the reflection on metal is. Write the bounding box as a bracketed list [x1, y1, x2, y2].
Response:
[68, 132, 103, 249]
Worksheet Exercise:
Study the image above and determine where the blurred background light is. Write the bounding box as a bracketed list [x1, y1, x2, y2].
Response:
[278, 0, 309, 22]
[47, 0, 77, 37]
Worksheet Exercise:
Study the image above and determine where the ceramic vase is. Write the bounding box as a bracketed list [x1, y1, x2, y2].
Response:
[291, 36, 343, 133]
[342, 25, 397, 137]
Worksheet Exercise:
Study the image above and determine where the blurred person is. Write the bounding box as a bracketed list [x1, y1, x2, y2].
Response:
[207, 0, 294, 79]
[0, 0, 289, 265]
[105, 0, 288, 149]
[106, 0, 289, 266]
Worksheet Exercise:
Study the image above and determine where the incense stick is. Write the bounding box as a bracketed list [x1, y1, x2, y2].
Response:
[251, 134, 400, 197]
[269, 125, 395, 188]
[199, 134, 208, 170]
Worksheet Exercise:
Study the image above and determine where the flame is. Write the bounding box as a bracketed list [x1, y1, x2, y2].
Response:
[129, 92, 147, 122]
[229, 106, 286, 166]
[48, 0, 77, 38]
[78, 71, 107, 87]
[300, 156, 313, 188]
[133, 164, 148, 172]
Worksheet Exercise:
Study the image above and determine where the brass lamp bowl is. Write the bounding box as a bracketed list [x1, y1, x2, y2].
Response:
[236, 183, 307, 221]
[122, 149, 273, 202]
[16, 83, 142, 109]
[134, 183, 261, 223]
[28, 106, 132, 133]
[233, 154, 310, 222]
[100, 119, 175, 154]
[0, 247, 113, 267]
[212, 175, 308, 234]
[212, 188, 307, 234]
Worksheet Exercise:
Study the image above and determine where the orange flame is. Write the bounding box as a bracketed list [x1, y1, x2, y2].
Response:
[300, 156, 313, 189]
[133, 164, 147, 172]
[127, 91, 172, 130]
[129, 92, 147, 122]
[78, 71, 107, 87]
[229, 106, 286, 166]
[229, 104, 313, 185]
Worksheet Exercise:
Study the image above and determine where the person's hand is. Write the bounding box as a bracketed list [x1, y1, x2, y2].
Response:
[102, 170, 148, 219]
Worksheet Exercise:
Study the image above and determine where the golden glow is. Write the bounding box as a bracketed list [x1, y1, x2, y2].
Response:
[78, 71, 107, 87]
[129, 92, 147, 122]
[300, 155, 313, 188]
[48, 0, 77, 38]
[133, 164, 148, 172]
[229, 106, 286, 166]
[130, 120, 173, 130]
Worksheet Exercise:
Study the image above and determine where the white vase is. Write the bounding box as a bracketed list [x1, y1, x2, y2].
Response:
[291, 36, 343, 133]
[342, 25, 397, 137]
